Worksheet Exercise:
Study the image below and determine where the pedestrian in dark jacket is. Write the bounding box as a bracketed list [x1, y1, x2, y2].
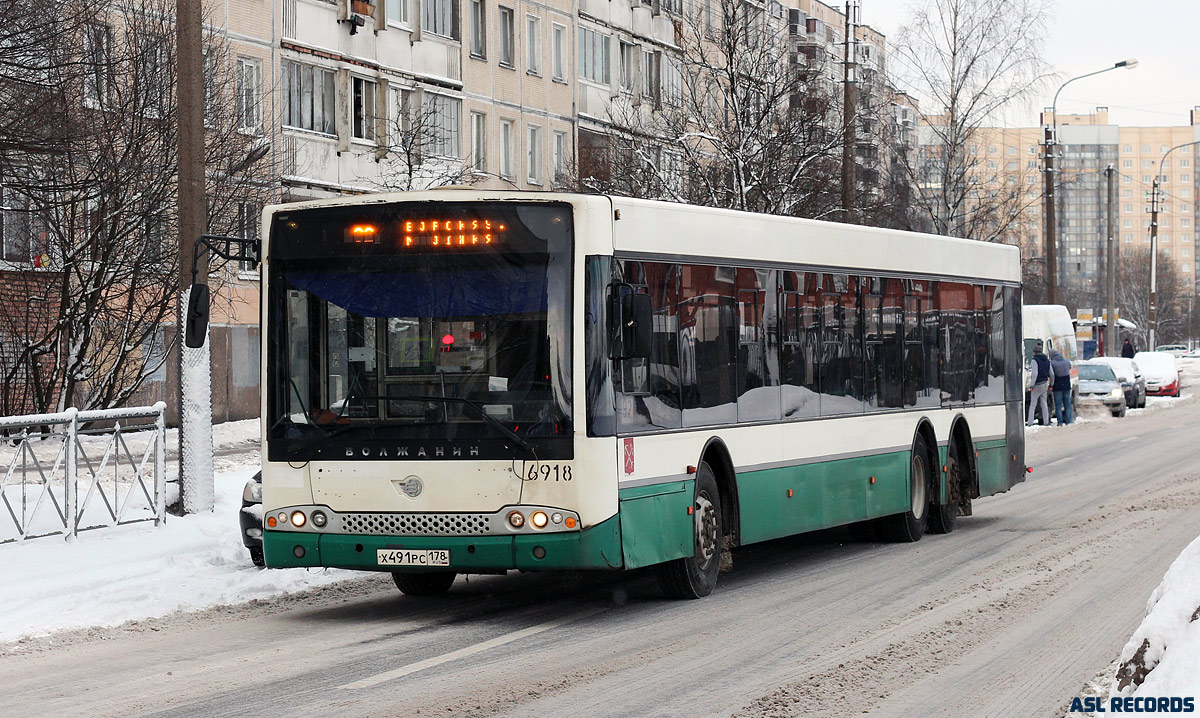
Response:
[1049, 348, 1073, 425]
[1121, 339, 1135, 358]
[1027, 341, 1051, 426]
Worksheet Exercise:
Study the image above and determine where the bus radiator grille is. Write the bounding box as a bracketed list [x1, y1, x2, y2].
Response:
[340, 513, 494, 536]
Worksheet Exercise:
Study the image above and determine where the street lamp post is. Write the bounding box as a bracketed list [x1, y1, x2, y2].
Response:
[1147, 139, 1200, 350]
[1043, 59, 1138, 305]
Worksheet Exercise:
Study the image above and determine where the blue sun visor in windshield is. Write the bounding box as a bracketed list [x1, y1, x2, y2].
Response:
[285, 268, 547, 318]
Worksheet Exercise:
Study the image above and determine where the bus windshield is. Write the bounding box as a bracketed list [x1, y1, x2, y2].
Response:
[265, 201, 573, 462]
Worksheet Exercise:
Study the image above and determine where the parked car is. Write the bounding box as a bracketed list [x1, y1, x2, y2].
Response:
[1134, 351, 1182, 397]
[240, 472, 264, 567]
[1092, 356, 1147, 409]
[1076, 361, 1128, 417]
[1154, 344, 1188, 356]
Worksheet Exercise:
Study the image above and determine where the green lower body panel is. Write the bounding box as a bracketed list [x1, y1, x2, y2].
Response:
[736, 451, 911, 545]
[263, 514, 624, 572]
[618, 480, 694, 569]
[975, 440, 1010, 497]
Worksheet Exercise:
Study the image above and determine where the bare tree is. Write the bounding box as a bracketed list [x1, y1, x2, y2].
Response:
[572, 0, 846, 218]
[891, 0, 1052, 241]
[1115, 250, 1188, 347]
[0, 0, 276, 415]
[361, 91, 479, 191]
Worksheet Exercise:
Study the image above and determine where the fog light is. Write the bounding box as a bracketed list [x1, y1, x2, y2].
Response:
[277, 512, 288, 524]
[531, 511, 548, 529]
[551, 512, 563, 524]
[532, 546, 546, 559]
[293, 545, 305, 558]
[291, 511, 307, 528]
[507, 511, 525, 528]
[311, 511, 327, 528]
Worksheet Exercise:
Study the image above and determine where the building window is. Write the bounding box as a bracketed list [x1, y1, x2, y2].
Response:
[386, 0, 410, 25]
[236, 202, 260, 274]
[236, 58, 263, 132]
[553, 130, 568, 179]
[499, 119, 514, 178]
[1123, 144, 1132, 153]
[282, 61, 336, 135]
[619, 41, 637, 93]
[579, 27, 610, 84]
[1122, 159, 1133, 169]
[527, 125, 542, 184]
[1182, 174, 1191, 183]
[352, 76, 377, 142]
[552, 24, 566, 80]
[1182, 159, 1191, 168]
[641, 48, 657, 99]
[526, 14, 541, 75]
[469, 0, 486, 57]
[423, 93, 461, 157]
[470, 111, 487, 171]
[0, 189, 46, 265]
[662, 56, 682, 107]
[423, 0, 458, 40]
[499, 7, 515, 67]
[83, 22, 113, 106]
[136, 33, 168, 113]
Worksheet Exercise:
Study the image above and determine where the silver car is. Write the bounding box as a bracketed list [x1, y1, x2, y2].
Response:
[1092, 357, 1147, 409]
[1077, 361, 1128, 417]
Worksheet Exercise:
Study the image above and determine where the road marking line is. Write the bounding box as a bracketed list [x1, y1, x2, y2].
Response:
[1045, 455, 1075, 467]
[1119, 436, 1141, 443]
[339, 607, 608, 689]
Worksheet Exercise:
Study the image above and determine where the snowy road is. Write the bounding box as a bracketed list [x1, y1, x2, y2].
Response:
[3, 389, 1200, 717]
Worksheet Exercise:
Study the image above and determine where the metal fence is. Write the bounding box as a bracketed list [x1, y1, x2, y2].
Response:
[0, 402, 167, 543]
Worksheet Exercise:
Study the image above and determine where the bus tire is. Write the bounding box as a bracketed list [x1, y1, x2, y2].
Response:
[929, 437, 960, 535]
[656, 463, 722, 599]
[392, 571, 457, 596]
[883, 435, 931, 543]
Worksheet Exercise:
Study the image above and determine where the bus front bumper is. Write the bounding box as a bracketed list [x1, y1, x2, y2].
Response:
[263, 514, 623, 572]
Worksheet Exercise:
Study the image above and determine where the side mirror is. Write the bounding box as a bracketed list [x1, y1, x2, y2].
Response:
[608, 284, 652, 359]
[184, 283, 210, 348]
[622, 292, 653, 359]
[1118, 376, 1128, 383]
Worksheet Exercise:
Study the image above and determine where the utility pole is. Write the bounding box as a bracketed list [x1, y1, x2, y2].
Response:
[841, 0, 858, 224]
[1042, 123, 1057, 305]
[1105, 164, 1117, 356]
[176, 0, 214, 513]
[1148, 175, 1161, 350]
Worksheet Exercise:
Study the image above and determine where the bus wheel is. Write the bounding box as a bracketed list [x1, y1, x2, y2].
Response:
[392, 571, 457, 596]
[928, 439, 958, 535]
[883, 435, 930, 542]
[657, 463, 723, 599]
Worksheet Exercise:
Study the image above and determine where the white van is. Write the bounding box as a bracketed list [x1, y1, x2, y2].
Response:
[1022, 304, 1079, 415]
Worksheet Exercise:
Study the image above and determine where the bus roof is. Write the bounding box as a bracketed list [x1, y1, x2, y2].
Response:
[264, 190, 1021, 284]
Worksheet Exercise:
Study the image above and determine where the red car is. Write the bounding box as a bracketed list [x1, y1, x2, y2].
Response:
[1134, 351, 1182, 397]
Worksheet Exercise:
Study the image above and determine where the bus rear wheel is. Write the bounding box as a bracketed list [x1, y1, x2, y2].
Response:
[883, 435, 931, 542]
[928, 440, 960, 535]
[657, 463, 723, 600]
[392, 571, 457, 596]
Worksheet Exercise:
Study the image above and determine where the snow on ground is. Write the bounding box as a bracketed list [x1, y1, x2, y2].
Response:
[0, 460, 356, 646]
[1109, 534, 1200, 703]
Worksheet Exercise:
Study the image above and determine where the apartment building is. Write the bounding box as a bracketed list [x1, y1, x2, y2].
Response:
[925, 109, 1200, 303]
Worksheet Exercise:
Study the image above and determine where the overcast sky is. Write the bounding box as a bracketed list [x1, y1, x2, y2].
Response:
[865, 0, 1198, 128]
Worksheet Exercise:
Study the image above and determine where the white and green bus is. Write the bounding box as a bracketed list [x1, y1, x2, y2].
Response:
[254, 191, 1026, 599]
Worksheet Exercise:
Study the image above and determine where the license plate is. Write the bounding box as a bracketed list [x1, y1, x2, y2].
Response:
[377, 549, 450, 567]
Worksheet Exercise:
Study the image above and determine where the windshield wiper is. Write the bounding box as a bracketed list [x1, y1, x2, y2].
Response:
[397, 395, 537, 458]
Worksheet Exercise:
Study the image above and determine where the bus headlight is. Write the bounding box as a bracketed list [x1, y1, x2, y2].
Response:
[311, 511, 327, 528]
[530, 511, 549, 529]
[507, 511, 525, 528]
[290, 511, 307, 528]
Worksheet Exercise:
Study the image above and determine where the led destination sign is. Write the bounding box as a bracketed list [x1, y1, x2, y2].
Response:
[344, 218, 508, 249]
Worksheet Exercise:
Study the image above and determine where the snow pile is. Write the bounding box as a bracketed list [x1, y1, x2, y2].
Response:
[0, 467, 355, 646]
[1110, 533, 1200, 702]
